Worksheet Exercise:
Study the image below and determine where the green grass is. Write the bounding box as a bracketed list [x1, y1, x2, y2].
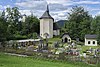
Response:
[48, 38, 61, 47]
[48, 38, 61, 43]
[0, 52, 98, 67]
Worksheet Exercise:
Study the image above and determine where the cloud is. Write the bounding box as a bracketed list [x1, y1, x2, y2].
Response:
[15, 0, 71, 21]
[95, 11, 100, 16]
[75, 1, 100, 5]
[15, 0, 47, 10]
[50, 10, 70, 21]
[19, 10, 31, 15]
[46, 0, 70, 4]
[0, 5, 3, 9]
[4, 5, 12, 9]
[0, 5, 12, 10]
[14, 0, 100, 21]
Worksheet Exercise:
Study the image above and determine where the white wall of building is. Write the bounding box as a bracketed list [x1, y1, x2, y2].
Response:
[53, 30, 60, 36]
[85, 38, 97, 46]
[62, 35, 71, 43]
[22, 16, 26, 22]
[40, 19, 53, 38]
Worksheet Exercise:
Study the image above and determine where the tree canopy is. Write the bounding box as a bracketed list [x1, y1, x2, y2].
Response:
[64, 6, 92, 41]
[0, 7, 39, 42]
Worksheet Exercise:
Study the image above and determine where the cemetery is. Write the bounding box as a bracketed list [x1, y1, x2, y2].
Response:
[0, 34, 100, 65]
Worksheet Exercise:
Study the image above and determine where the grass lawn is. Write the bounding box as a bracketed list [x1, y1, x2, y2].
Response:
[48, 38, 61, 43]
[0, 52, 98, 67]
[48, 37, 61, 47]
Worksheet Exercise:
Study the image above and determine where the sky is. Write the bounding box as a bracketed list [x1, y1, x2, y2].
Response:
[0, 0, 100, 21]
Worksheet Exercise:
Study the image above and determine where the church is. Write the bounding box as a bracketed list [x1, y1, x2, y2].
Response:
[39, 5, 60, 38]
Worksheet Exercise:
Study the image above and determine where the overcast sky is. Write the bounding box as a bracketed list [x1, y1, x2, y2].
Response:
[0, 0, 100, 21]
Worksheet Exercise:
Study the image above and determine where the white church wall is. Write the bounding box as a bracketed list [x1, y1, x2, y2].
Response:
[49, 19, 53, 38]
[40, 19, 53, 38]
[40, 19, 44, 37]
[22, 16, 26, 22]
[53, 30, 60, 36]
[85, 38, 97, 46]
[57, 30, 60, 35]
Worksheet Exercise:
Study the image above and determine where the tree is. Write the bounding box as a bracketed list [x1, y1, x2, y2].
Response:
[0, 7, 40, 42]
[3, 7, 22, 40]
[0, 13, 9, 48]
[6, 7, 21, 25]
[33, 33, 38, 39]
[61, 21, 68, 34]
[91, 15, 100, 44]
[65, 6, 92, 41]
[21, 14, 40, 36]
[0, 16, 8, 42]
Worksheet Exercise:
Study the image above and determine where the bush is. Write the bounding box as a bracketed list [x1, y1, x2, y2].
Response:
[77, 42, 84, 46]
[59, 53, 66, 60]
[14, 35, 27, 40]
[48, 42, 52, 44]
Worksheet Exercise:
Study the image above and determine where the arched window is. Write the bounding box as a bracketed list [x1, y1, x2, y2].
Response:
[65, 38, 68, 42]
[88, 41, 90, 44]
[69, 39, 70, 42]
[93, 41, 95, 44]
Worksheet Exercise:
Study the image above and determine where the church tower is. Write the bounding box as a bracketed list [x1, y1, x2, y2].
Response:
[40, 5, 54, 38]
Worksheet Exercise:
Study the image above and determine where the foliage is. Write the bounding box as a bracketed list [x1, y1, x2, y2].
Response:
[6, 7, 22, 33]
[63, 6, 100, 44]
[0, 7, 40, 41]
[0, 15, 8, 42]
[91, 16, 100, 44]
[22, 15, 40, 35]
[32, 33, 38, 39]
[63, 6, 92, 41]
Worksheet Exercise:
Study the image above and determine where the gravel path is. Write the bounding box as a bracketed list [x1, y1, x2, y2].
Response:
[5, 53, 28, 57]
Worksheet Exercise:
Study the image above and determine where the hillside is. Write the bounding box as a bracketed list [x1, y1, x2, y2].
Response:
[56, 20, 67, 28]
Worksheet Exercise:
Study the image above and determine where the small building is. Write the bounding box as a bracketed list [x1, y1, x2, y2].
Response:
[21, 14, 26, 22]
[61, 33, 71, 43]
[85, 34, 97, 46]
[53, 23, 60, 36]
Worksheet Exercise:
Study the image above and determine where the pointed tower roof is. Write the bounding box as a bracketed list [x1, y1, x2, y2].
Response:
[40, 5, 54, 19]
[47, 5, 49, 12]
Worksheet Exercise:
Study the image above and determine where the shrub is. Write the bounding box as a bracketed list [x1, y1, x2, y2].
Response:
[48, 42, 52, 44]
[77, 42, 84, 46]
